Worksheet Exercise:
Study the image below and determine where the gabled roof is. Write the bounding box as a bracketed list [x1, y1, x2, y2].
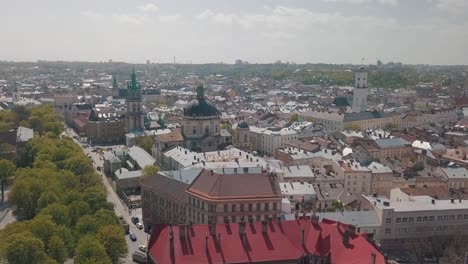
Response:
[148, 218, 385, 264]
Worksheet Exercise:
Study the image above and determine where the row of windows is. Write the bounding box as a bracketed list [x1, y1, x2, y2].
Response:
[224, 203, 278, 213]
[223, 214, 278, 223]
[188, 198, 278, 213]
[386, 224, 468, 235]
[191, 125, 218, 135]
[388, 214, 468, 224]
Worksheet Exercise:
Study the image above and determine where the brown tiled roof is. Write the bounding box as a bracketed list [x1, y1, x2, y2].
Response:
[187, 169, 281, 201]
[156, 132, 184, 143]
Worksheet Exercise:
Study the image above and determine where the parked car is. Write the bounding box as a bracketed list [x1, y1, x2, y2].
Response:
[132, 251, 147, 263]
[395, 256, 409, 263]
[423, 255, 437, 263]
[144, 225, 152, 234]
[136, 223, 144, 230]
[129, 233, 137, 242]
[131, 216, 139, 224]
[138, 245, 147, 252]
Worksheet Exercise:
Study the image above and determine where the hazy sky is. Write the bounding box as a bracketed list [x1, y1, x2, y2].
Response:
[1, 0, 467, 65]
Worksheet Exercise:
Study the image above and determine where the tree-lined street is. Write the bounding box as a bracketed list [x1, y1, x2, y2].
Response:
[65, 126, 148, 263]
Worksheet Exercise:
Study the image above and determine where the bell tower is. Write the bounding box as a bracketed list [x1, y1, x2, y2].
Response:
[352, 66, 368, 113]
[126, 69, 144, 132]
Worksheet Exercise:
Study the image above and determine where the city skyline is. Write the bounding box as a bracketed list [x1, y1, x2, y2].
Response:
[1, 0, 468, 65]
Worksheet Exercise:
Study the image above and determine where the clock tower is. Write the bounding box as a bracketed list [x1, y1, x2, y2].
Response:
[126, 69, 144, 132]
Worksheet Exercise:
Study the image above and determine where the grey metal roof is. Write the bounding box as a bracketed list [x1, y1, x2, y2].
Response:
[128, 146, 156, 168]
[115, 169, 142, 180]
[158, 169, 202, 185]
[17, 126, 33, 142]
[375, 138, 409, 149]
[442, 166, 468, 179]
[283, 165, 315, 178]
[343, 111, 387, 122]
[316, 211, 381, 227]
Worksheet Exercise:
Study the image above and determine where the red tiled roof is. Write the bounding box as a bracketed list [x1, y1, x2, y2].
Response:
[148, 218, 385, 264]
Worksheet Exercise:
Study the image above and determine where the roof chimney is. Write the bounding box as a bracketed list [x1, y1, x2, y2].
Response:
[431, 199, 435, 205]
[300, 228, 305, 245]
[209, 223, 216, 236]
[311, 214, 320, 226]
[179, 225, 186, 240]
[205, 232, 209, 252]
[169, 230, 174, 254]
[261, 220, 268, 233]
[346, 224, 356, 236]
[239, 221, 246, 235]
[451, 198, 455, 204]
[371, 252, 376, 264]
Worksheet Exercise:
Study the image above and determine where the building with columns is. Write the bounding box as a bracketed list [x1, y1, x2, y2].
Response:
[352, 67, 368, 113]
[126, 69, 144, 133]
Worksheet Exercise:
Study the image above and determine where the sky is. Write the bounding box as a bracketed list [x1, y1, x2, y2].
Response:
[1, 0, 467, 65]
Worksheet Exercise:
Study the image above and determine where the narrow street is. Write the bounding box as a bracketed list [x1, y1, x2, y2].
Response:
[0, 191, 15, 230]
[65, 127, 148, 263]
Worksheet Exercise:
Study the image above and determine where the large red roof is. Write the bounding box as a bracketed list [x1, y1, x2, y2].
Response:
[148, 218, 385, 264]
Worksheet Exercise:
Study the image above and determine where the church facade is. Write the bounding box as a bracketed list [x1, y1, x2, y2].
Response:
[181, 85, 221, 152]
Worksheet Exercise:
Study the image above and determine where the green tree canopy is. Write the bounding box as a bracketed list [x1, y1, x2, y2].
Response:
[289, 113, 299, 123]
[40, 204, 71, 227]
[97, 225, 128, 264]
[141, 164, 160, 178]
[75, 236, 112, 264]
[47, 235, 67, 264]
[1, 105, 126, 263]
[4, 232, 48, 264]
[134, 135, 153, 154]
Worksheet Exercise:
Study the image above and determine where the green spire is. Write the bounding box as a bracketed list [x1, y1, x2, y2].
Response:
[157, 114, 165, 128]
[112, 76, 118, 89]
[131, 68, 139, 90]
[196, 85, 205, 99]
